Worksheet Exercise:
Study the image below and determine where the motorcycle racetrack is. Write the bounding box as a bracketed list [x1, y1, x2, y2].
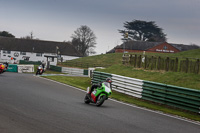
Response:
[0, 72, 199, 133]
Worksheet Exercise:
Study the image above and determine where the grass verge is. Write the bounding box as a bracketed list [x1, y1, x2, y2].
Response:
[42, 75, 200, 122]
[97, 64, 200, 90]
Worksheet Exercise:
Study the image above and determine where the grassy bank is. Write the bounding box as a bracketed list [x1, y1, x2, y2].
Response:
[59, 49, 200, 90]
[97, 64, 200, 90]
[43, 76, 200, 122]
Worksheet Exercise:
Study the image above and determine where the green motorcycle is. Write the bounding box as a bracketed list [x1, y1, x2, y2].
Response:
[84, 82, 112, 107]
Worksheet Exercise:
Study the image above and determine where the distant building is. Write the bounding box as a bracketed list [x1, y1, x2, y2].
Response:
[107, 41, 200, 54]
[0, 37, 82, 65]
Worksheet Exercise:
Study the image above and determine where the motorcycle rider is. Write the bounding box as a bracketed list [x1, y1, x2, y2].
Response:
[0, 64, 5, 73]
[3, 62, 8, 70]
[89, 78, 112, 95]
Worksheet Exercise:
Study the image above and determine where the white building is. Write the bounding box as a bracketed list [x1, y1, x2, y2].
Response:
[0, 37, 82, 65]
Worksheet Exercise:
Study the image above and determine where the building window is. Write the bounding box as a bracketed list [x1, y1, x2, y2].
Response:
[36, 53, 42, 57]
[163, 46, 168, 50]
[48, 57, 54, 62]
[20, 52, 26, 55]
[3, 50, 11, 54]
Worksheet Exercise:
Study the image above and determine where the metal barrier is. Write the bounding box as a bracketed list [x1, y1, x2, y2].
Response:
[50, 65, 88, 76]
[92, 71, 143, 98]
[112, 74, 143, 98]
[50, 65, 62, 72]
[142, 81, 200, 113]
[62, 67, 84, 75]
[92, 71, 112, 84]
[91, 71, 200, 113]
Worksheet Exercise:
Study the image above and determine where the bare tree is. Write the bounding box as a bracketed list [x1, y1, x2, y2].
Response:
[71, 25, 96, 56]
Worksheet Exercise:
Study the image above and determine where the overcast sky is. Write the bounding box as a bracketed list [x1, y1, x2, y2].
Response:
[0, 0, 200, 54]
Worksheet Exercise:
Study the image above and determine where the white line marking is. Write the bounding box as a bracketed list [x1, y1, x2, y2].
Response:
[36, 76, 200, 126]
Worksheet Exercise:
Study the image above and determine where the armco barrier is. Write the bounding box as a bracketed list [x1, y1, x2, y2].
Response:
[50, 65, 62, 72]
[112, 74, 144, 98]
[92, 71, 143, 98]
[92, 71, 200, 113]
[92, 71, 112, 84]
[50, 65, 88, 76]
[62, 67, 84, 75]
[142, 81, 200, 113]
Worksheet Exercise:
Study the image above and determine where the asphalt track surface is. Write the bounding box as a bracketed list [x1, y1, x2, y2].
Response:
[0, 72, 199, 133]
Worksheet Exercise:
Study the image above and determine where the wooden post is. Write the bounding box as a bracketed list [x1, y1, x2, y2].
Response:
[138, 55, 141, 68]
[175, 58, 178, 72]
[151, 56, 154, 70]
[129, 54, 132, 65]
[134, 54, 137, 67]
[158, 56, 161, 70]
[186, 58, 189, 73]
[144, 55, 147, 69]
[197, 59, 200, 74]
[166, 57, 169, 71]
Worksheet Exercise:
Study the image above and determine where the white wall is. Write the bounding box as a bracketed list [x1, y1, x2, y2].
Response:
[0, 50, 54, 65]
[0, 50, 80, 65]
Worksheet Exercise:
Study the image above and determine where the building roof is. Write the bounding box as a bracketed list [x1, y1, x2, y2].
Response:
[0, 37, 83, 57]
[107, 40, 199, 53]
[170, 43, 200, 51]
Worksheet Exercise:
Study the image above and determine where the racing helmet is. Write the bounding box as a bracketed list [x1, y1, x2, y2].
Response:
[0, 64, 5, 70]
[106, 78, 112, 83]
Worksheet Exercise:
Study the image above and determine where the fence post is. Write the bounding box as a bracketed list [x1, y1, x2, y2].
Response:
[134, 54, 137, 67]
[196, 59, 200, 74]
[144, 55, 147, 69]
[129, 54, 132, 65]
[186, 58, 189, 73]
[151, 56, 154, 70]
[138, 55, 142, 68]
[157, 56, 160, 70]
[175, 58, 178, 72]
[165, 57, 169, 71]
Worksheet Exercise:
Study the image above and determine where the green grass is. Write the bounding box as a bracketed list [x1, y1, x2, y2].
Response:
[96, 64, 200, 90]
[43, 76, 91, 90]
[43, 76, 200, 122]
[59, 53, 123, 68]
[59, 49, 200, 90]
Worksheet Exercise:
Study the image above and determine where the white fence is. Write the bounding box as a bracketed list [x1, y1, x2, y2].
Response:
[62, 67, 84, 75]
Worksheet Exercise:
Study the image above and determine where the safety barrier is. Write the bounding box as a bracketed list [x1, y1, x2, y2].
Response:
[50, 65, 62, 72]
[91, 71, 200, 113]
[18, 65, 34, 73]
[112, 74, 144, 98]
[50, 65, 88, 76]
[62, 67, 84, 75]
[142, 81, 200, 113]
[6, 64, 18, 72]
[92, 71, 143, 98]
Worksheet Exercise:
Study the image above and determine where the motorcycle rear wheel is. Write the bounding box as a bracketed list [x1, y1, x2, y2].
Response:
[96, 95, 106, 107]
[84, 94, 91, 104]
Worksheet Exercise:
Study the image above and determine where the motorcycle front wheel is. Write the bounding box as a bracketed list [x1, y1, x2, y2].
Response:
[36, 71, 39, 75]
[96, 95, 106, 107]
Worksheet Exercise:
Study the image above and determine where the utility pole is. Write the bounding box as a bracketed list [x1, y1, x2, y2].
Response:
[123, 31, 128, 53]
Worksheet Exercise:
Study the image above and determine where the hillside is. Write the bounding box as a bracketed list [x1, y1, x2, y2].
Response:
[60, 49, 200, 90]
